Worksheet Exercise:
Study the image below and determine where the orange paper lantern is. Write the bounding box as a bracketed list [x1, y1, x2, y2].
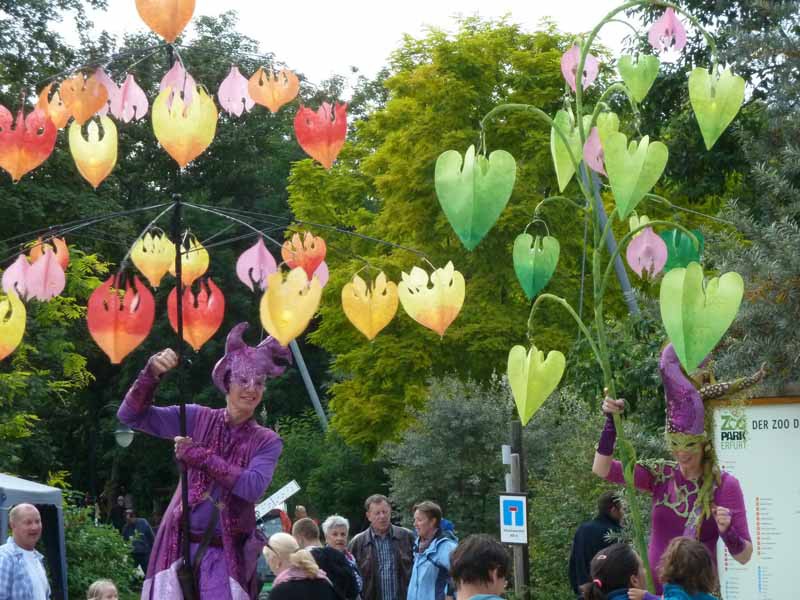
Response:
[398, 262, 465, 337]
[28, 237, 69, 272]
[135, 0, 196, 43]
[167, 278, 225, 351]
[60, 72, 109, 125]
[248, 68, 299, 113]
[87, 275, 155, 364]
[0, 106, 57, 182]
[37, 84, 71, 129]
[280, 232, 327, 279]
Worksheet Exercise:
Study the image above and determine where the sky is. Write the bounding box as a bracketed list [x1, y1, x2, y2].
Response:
[59, 0, 633, 91]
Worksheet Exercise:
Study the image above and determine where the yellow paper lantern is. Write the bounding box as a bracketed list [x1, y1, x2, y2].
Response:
[168, 234, 209, 285]
[68, 116, 118, 189]
[132, 231, 176, 287]
[152, 86, 218, 167]
[341, 272, 398, 340]
[0, 291, 26, 361]
[398, 261, 465, 337]
[259, 267, 322, 346]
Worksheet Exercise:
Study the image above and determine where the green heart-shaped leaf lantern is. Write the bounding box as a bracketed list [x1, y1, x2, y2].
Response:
[660, 228, 704, 271]
[659, 262, 743, 372]
[604, 133, 668, 219]
[550, 110, 591, 192]
[513, 233, 560, 300]
[688, 66, 745, 150]
[435, 145, 517, 251]
[596, 112, 620, 146]
[507, 344, 566, 425]
[618, 55, 660, 103]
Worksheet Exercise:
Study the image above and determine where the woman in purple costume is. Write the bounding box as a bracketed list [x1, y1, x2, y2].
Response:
[118, 322, 291, 599]
[591, 343, 764, 593]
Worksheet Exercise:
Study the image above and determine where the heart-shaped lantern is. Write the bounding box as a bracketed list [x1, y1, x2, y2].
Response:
[583, 127, 606, 176]
[60, 72, 109, 125]
[0, 106, 57, 182]
[434, 145, 516, 251]
[648, 8, 687, 56]
[507, 344, 566, 425]
[87, 275, 156, 364]
[168, 234, 209, 285]
[398, 262, 464, 337]
[294, 103, 347, 169]
[236, 237, 277, 291]
[26, 249, 65, 301]
[37, 84, 71, 129]
[2, 256, 30, 299]
[68, 116, 118, 189]
[152, 85, 218, 167]
[135, 0, 195, 43]
[603, 132, 668, 219]
[660, 262, 743, 372]
[560, 44, 599, 92]
[341, 272, 399, 340]
[660, 229, 704, 271]
[281, 232, 326, 279]
[0, 291, 26, 361]
[550, 109, 591, 192]
[688, 66, 745, 151]
[259, 267, 323, 346]
[131, 231, 176, 288]
[167, 278, 225, 351]
[617, 55, 660, 103]
[248, 68, 299, 114]
[513, 234, 560, 301]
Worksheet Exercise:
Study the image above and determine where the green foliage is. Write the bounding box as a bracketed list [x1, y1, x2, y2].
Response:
[269, 412, 388, 528]
[64, 505, 139, 599]
[288, 18, 607, 451]
[382, 376, 513, 535]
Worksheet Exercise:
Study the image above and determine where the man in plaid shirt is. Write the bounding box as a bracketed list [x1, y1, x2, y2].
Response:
[0, 504, 50, 600]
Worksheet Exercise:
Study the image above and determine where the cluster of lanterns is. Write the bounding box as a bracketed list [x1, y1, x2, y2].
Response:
[0, 0, 349, 186]
[432, 8, 747, 424]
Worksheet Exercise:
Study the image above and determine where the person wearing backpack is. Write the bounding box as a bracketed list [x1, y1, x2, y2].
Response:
[407, 501, 458, 600]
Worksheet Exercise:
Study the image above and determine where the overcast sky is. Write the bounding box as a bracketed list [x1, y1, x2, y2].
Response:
[62, 0, 631, 91]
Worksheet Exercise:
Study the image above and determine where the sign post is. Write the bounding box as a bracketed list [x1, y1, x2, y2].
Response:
[500, 420, 530, 598]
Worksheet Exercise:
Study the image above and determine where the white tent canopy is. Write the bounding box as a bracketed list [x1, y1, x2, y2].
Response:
[0, 473, 68, 600]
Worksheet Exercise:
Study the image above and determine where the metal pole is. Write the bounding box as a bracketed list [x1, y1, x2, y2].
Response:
[170, 193, 192, 572]
[288, 340, 328, 430]
[580, 166, 640, 316]
[510, 420, 530, 599]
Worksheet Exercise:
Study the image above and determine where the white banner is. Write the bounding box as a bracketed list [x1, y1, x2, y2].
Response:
[255, 480, 301, 520]
[713, 400, 800, 600]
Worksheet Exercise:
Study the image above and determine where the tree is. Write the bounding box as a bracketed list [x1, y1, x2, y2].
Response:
[288, 19, 615, 451]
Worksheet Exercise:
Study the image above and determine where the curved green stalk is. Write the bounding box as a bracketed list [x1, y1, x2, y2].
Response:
[589, 82, 639, 129]
[533, 196, 587, 215]
[480, 104, 591, 199]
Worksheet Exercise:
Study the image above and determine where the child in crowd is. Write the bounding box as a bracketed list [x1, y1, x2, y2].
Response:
[658, 537, 719, 600]
[580, 543, 654, 600]
[448, 534, 510, 600]
[86, 579, 118, 600]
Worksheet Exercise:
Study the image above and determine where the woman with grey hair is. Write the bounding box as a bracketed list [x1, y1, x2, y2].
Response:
[323, 515, 363, 599]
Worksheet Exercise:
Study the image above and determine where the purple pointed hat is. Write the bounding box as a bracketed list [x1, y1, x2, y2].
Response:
[660, 343, 705, 435]
[211, 322, 292, 394]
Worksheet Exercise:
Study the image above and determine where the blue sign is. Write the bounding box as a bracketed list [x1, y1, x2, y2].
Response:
[499, 494, 527, 544]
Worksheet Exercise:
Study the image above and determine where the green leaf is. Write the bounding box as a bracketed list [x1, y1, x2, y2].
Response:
[617, 55, 660, 103]
[604, 133, 669, 219]
[507, 345, 566, 425]
[550, 110, 591, 192]
[513, 234, 560, 300]
[434, 145, 517, 250]
[688, 66, 746, 150]
[659, 262, 744, 372]
[660, 229, 704, 271]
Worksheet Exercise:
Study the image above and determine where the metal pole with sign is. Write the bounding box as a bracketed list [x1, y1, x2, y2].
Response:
[501, 420, 530, 598]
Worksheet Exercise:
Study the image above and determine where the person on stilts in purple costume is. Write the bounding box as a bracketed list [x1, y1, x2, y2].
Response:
[591, 342, 765, 593]
[118, 322, 291, 599]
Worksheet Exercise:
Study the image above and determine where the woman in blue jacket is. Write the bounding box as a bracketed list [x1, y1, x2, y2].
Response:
[407, 501, 458, 600]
